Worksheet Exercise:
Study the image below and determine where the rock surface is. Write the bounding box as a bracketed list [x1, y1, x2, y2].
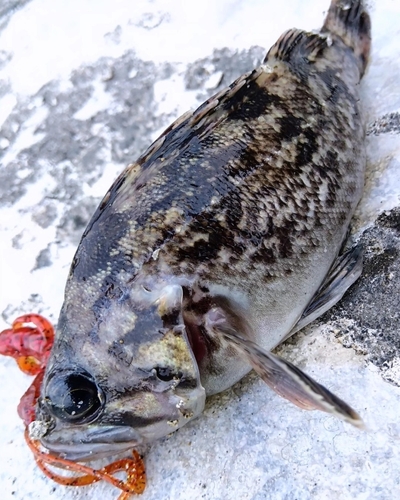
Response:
[1, 1, 400, 499]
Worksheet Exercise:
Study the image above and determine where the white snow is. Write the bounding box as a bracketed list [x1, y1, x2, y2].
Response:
[74, 79, 115, 121]
[1, 104, 48, 166]
[0, 93, 17, 128]
[0, 0, 325, 97]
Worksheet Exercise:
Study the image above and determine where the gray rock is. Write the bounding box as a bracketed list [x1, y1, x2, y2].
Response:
[322, 208, 400, 386]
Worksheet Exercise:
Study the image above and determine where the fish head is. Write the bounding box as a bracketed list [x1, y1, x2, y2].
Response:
[33, 281, 206, 461]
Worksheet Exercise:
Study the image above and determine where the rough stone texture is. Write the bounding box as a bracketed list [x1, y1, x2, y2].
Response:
[369, 112, 400, 135]
[1, 1, 400, 499]
[320, 208, 400, 386]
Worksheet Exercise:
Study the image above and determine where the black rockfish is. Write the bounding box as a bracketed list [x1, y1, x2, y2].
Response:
[32, 0, 371, 461]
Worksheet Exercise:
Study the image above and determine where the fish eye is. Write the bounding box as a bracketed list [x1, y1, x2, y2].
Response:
[44, 370, 104, 424]
[155, 366, 180, 382]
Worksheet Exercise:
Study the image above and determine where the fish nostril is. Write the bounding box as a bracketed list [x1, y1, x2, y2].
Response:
[44, 369, 105, 424]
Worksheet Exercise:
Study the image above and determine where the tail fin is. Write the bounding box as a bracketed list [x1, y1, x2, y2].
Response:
[322, 0, 371, 77]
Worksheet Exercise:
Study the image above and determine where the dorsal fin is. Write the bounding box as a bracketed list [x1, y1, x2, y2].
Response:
[133, 66, 264, 170]
[265, 1, 370, 77]
[264, 28, 330, 65]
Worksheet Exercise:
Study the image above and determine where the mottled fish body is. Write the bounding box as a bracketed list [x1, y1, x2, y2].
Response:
[33, 0, 371, 460]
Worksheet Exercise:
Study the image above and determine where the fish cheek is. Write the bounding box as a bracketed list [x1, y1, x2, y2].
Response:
[104, 390, 167, 425]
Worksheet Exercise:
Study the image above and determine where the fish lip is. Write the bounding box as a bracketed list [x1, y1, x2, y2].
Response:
[39, 424, 142, 461]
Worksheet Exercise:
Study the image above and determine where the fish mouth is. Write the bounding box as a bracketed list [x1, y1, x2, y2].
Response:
[38, 424, 142, 461]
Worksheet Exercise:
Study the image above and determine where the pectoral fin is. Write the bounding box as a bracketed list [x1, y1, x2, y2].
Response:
[212, 323, 363, 428]
[288, 245, 363, 338]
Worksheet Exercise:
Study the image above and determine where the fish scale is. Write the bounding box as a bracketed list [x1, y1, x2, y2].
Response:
[32, 0, 370, 463]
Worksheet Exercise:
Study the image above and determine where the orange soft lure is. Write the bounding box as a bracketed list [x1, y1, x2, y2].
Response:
[0, 314, 146, 498]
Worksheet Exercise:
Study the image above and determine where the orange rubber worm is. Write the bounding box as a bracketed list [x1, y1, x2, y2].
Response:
[1, 314, 146, 498]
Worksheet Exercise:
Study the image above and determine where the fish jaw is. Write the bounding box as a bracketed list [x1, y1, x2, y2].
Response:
[33, 424, 142, 461]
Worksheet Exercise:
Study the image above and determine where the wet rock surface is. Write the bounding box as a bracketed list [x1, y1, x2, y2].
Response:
[322, 208, 400, 386]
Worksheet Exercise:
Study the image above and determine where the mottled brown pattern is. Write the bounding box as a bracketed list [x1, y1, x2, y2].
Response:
[71, 55, 361, 286]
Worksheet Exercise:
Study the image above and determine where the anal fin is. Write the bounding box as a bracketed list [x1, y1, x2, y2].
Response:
[288, 244, 363, 338]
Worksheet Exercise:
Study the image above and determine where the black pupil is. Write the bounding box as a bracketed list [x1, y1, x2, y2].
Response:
[64, 386, 95, 417]
[156, 367, 175, 381]
[46, 372, 103, 423]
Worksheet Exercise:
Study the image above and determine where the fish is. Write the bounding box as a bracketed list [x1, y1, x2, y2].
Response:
[31, 0, 371, 461]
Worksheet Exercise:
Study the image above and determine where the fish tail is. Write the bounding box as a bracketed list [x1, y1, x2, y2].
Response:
[322, 0, 371, 77]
